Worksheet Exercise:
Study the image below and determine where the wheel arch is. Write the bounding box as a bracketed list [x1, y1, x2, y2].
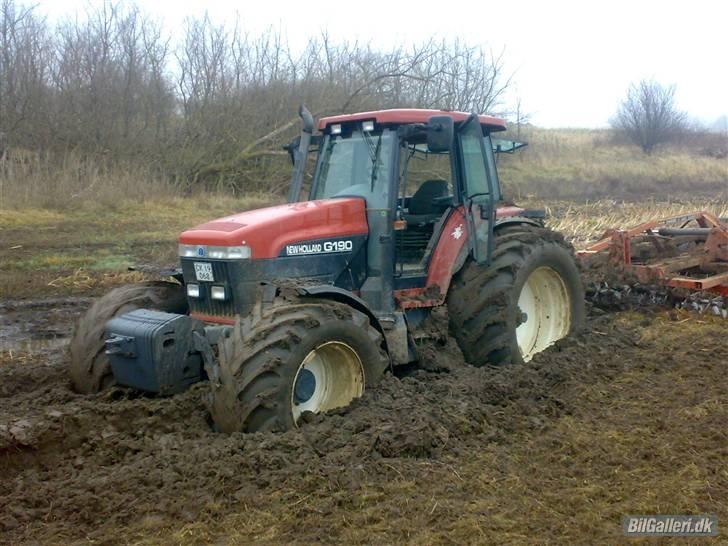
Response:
[294, 285, 388, 349]
[494, 216, 544, 231]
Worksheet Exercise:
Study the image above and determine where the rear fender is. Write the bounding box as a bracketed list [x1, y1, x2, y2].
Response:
[448, 216, 544, 278]
[394, 208, 468, 309]
[396, 213, 546, 309]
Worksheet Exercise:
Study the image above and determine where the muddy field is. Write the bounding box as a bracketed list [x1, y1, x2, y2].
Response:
[1, 294, 726, 544]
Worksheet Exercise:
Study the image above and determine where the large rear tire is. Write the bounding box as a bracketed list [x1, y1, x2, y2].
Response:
[69, 281, 188, 394]
[209, 298, 389, 433]
[447, 224, 584, 366]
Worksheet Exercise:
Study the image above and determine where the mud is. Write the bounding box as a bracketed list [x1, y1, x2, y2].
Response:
[1, 298, 726, 544]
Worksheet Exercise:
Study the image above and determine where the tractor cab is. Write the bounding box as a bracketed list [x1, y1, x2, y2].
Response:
[287, 108, 509, 314]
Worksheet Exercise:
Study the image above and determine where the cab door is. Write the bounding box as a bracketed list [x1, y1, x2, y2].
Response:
[457, 115, 495, 265]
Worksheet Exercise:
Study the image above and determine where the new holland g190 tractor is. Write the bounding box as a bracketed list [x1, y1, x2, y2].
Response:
[70, 107, 585, 432]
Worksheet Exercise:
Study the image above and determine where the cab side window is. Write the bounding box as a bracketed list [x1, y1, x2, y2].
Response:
[395, 145, 454, 272]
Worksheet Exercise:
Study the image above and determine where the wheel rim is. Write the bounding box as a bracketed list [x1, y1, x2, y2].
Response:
[291, 341, 365, 424]
[516, 266, 572, 362]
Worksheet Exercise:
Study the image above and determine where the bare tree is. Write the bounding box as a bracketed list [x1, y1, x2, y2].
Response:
[612, 80, 687, 154]
[508, 96, 531, 139]
[0, 0, 51, 146]
[0, 0, 515, 192]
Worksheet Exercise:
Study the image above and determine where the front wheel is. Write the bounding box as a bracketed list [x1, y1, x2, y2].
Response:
[209, 298, 389, 433]
[447, 224, 585, 366]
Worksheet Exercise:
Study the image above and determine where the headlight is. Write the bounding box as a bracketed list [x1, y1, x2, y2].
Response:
[210, 285, 227, 301]
[187, 283, 201, 298]
[178, 244, 251, 259]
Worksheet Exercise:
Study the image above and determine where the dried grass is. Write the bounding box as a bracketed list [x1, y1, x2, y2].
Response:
[498, 128, 728, 200]
[532, 198, 728, 246]
[0, 152, 180, 210]
[1, 128, 725, 210]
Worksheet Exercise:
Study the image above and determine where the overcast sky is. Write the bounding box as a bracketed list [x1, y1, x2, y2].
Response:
[38, 0, 728, 128]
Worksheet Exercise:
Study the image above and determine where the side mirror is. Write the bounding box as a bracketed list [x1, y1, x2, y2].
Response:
[426, 116, 454, 153]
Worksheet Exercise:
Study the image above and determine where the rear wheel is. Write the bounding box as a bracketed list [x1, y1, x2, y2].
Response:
[447, 224, 584, 366]
[69, 281, 188, 394]
[209, 298, 389, 433]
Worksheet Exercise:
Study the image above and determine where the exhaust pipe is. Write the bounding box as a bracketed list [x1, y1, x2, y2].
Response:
[287, 105, 314, 203]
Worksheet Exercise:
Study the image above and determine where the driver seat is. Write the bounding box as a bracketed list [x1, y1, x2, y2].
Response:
[403, 179, 449, 226]
[396, 179, 450, 265]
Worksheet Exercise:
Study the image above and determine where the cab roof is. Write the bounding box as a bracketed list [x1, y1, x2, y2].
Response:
[318, 108, 507, 132]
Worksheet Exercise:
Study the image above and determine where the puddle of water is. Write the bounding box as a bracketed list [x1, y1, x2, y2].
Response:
[0, 299, 87, 353]
[0, 335, 69, 353]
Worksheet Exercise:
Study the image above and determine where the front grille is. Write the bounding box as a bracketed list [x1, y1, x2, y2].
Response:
[181, 259, 236, 318]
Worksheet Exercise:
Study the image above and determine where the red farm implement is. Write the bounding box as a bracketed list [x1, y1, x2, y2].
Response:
[577, 211, 728, 297]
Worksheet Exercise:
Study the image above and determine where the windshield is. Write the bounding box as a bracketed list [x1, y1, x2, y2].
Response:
[312, 129, 395, 209]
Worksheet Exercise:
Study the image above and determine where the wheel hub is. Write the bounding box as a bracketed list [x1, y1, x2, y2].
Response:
[516, 266, 571, 361]
[291, 341, 365, 424]
[293, 368, 316, 404]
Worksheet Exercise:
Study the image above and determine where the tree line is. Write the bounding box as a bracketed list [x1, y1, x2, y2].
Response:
[0, 0, 511, 190]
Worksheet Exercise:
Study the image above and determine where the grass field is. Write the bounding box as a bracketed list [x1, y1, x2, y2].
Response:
[0, 194, 276, 299]
[497, 128, 727, 200]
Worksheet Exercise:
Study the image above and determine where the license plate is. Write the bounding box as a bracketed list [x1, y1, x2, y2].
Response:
[193, 262, 214, 282]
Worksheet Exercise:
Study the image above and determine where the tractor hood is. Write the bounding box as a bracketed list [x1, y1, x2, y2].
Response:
[178, 198, 369, 260]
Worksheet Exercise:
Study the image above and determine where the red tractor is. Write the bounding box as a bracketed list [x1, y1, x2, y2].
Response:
[69, 107, 585, 432]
